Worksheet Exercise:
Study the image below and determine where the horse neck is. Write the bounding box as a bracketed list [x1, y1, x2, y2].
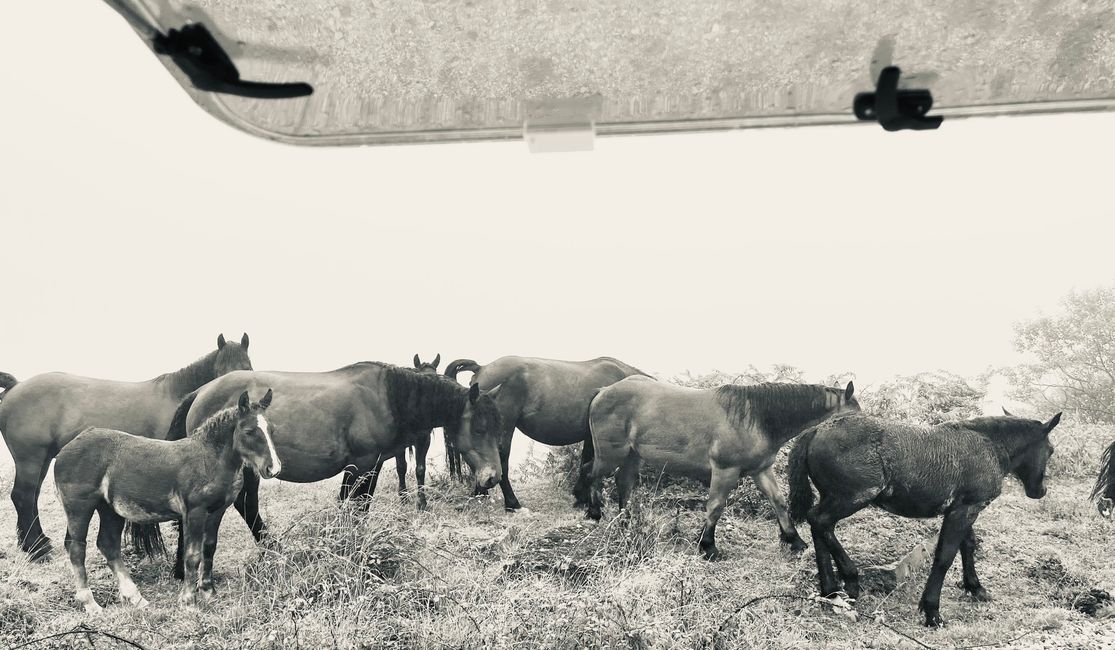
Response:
[964, 422, 1042, 471]
[154, 350, 218, 398]
[728, 386, 842, 447]
[192, 412, 242, 470]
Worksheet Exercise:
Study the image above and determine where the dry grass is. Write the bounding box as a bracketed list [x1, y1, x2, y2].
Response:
[1, 425, 1113, 649]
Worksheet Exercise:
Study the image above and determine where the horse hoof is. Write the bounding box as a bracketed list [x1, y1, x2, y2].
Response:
[586, 508, 602, 521]
[178, 591, 197, 607]
[923, 614, 945, 628]
[789, 539, 808, 553]
[968, 587, 992, 602]
[27, 539, 54, 562]
[83, 602, 104, 615]
[700, 546, 720, 561]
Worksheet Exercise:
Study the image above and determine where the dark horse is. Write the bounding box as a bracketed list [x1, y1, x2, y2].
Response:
[788, 412, 1061, 627]
[337, 353, 441, 510]
[1093, 438, 1115, 518]
[588, 378, 859, 558]
[55, 390, 278, 612]
[0, 334, 252, 559]
[444, 356, 650, 511]
[164, 361, 503, 579]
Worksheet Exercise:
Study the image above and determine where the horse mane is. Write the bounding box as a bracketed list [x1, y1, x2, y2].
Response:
[381, 363, 467, 432]
[715, 383, 838, 435]
[190, 405, 240, 447]
[1091, 439, 1115, 503]
[954, 417, 1046, 449]
[151, 349, 219, 394]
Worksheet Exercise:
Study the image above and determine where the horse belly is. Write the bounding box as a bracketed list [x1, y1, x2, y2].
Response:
[102, 476, 181, 523]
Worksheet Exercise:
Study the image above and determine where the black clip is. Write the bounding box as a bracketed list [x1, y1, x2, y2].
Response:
[153, 23, 313, 100]
[853, 66, 941, 131]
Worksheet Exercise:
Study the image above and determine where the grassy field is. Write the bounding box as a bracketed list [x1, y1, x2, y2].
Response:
[1, 426, 1113, 649]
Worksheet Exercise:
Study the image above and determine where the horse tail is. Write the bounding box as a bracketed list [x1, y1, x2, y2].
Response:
[1091, 439, 1115, 513]
[788, 426, 819, 524]
[124, 521, 167, 559]
[444, 359, 482, 382]
[166, 389, 200, 441]
[0, 372, 17, 399]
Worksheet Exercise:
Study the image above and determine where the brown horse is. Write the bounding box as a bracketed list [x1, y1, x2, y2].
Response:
[587, 378, 859, 558]
[788, 412, 1060, 626]
[338, 353, 442, 510]
[0, 333, 253, 559]
[55, 390, 278, 612]
[164, 361, 504, 579]
[444, 356, 651, 511]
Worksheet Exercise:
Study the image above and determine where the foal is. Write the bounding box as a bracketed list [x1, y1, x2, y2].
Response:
[788, 412, 1060, 627]
[54, 390, 279, 612]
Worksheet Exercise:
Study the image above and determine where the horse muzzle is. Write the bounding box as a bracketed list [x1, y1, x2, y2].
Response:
[259, 462, 281, 480]
[1025, 485, 1047, 499]
[477, 468, 500, 490]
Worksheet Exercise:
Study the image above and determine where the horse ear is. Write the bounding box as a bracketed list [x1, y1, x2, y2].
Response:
[260, 388, 273, 409]
[241, 333, 250, 349]
[217, 334, 227, 349]
[468, 383, 480, 405]
[844, 381, 855, 401]
[238, 391, 250, 414]
[1002, 407, 1014, 417]
[413, 354, 422, 368]
[1043, 412, 1062, 434]
[433, 353, 441, 369]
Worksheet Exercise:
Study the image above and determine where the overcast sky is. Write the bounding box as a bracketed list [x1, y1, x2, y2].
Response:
[3, 2, 1114, 396]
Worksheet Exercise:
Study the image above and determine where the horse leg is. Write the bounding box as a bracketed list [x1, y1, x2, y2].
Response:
[11, 453, 53, 560]
[178, 507, 207, 607]
[95, 507, 147, 608]
[960, 525, 991, 602]
[414, 432, 430, 511]
[233, 469, 267, 542]
[699, 464, 743, 560]
[919, 505, 983, 627]
[396, 449, 409, 501]
[338, 465, 357, 502]
[615, 453, 641, 511]
[808, 493, 873, 599]
[495, 427, 524, 512]
[62, 503, 99, 614]
[572, 436, 596, 508]
[751, 467, 808, 552]
[199, 511, 224, 601]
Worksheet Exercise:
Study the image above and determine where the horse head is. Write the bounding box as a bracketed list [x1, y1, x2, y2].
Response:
[1009, 412, 1061, 499]
[449, 383, 503, 491]
[413, 353, 441, 375]
[232, 389, 281, 480]
[214, 333, 254, 376]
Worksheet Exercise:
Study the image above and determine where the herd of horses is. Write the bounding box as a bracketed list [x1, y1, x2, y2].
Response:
[1, 334, 1113, 627]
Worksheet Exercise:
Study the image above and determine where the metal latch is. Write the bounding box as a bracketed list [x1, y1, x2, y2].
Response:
[522, 96, 601, 153]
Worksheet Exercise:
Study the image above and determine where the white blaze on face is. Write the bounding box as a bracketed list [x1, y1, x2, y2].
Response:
[257, 414, 281, 478]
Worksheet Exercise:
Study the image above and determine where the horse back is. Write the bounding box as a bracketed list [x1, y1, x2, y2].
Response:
[0, 373, 178, 453]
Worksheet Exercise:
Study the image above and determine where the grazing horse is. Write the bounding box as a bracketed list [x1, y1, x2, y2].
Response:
[54, 390, 278, 613]
[788, 412, 1061, 627]
[164, 361, 503, 579]
[587, 378, 859, 558]
[338, 353, 441, 510]
[444, 356, 651, 511]
[0, 333, 253, 559]
[1093, 438, 1115, 518]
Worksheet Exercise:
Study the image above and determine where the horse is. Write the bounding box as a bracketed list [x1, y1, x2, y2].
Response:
[587, 378, 859, 558]
[1093, 438, 1115, 518]
[163, 361, 504, 579]
[788, 412, 1061, 627]
[54, 390, 278, 613]
[444, 356, 651, 511]
[0, 333, 253, 559]
[337, 353, 441, 510]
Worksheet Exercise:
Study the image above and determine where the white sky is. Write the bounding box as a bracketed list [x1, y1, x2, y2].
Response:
[2, 2, 1114, 394]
